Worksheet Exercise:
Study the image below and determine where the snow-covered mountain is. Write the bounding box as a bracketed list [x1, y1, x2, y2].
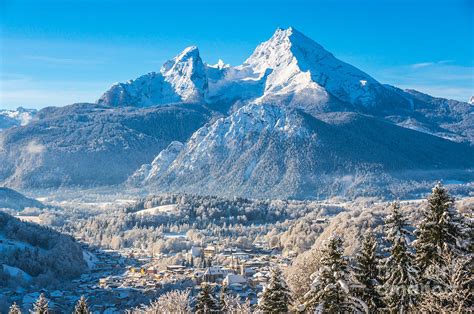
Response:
[240, 28, 410, 113]
[1, 27, 473, 197]
[0, 107, 37, 131]
[98, 27, 472, 143]
[99, 28, 408, 113]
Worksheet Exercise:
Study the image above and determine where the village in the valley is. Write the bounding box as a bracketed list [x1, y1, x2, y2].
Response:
[1, 233, 295, 313]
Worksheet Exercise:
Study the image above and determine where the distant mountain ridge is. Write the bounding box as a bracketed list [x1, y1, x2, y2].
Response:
[0, 104, 215, 188]
[0, 27, 472, 198]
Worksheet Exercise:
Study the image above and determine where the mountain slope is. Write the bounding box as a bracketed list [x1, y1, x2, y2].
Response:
[149, 104, 474, 199]
[0, 103, 214, 188]
[0, 211, 86, 288]
[384, 86, 474, 144]
[0, 187, 45, 210]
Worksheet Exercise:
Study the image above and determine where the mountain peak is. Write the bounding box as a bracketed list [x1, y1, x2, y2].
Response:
[160, 45, 208, 102]
[244, 27, 331, 74]
[177, 45, 200, 59]
[161, 45, 201, 73]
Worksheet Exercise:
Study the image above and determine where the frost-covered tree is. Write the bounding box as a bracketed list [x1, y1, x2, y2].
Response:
[136, 289, 191, 313]
[353, 229, 384, 311]
[222, 294, 251, 313]
[258, 267, 292, 313]
[419, 250, 472, 313]
[285, 249, 321, 303]
[195, 283, 218, 314]
[8, 302, 21, 314]
[32, 293, 49, 314]
[414, 183, 467, 275]
[73, 296, 90, 314]
[304, 234, 366, 313]
[382, 203, 418, 313]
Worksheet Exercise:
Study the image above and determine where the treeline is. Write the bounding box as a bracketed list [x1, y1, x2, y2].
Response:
[126, 193, 327, 225]
[63, 194, 341, 253]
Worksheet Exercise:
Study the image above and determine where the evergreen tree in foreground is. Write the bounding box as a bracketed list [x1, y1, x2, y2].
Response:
[353, 229, 384, 311]
[258, 267, 292, 313]
[8, 302, 21, 314]
[32, 293, 49, 314]
[414, 182, 467, 275]
[195, 283, 218, 314]
[382, 202, 418, 313]
[74, 296, 90, 314]
[304, 234, 366, 313]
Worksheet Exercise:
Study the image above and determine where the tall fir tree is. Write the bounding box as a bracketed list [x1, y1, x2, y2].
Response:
[258, 267, 292, 313]
[8, 302, 21, 314]
[414, 182, 467, 275]
[353, 229, 384, 311]
[73, 296, 90, 314]
[382, 202, 418, 313]
[304, 234, 366, 313]
[32, 293, 49, 314]
[195, 283, 218, 314]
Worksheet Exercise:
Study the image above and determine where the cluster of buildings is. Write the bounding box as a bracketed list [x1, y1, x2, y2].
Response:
[2, 237, 294, 313]
[98, 243, 292, 307]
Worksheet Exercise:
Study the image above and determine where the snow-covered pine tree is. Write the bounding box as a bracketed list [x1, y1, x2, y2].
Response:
[32, 293, 49, 314]
[353, 229, 384, 311]
[419, 249, 472, 313]
[414, 182, 467, 275]
[258, 267, 292, 313]
[73, 296, 90, 314]
[195, 283, 218, 314]
[8, 302, 21, 314]
[304, 234, 366, 313]
[382, 202, 418, 313]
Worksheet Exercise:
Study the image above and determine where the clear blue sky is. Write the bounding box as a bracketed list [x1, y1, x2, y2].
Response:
[1, 0, 473, 109]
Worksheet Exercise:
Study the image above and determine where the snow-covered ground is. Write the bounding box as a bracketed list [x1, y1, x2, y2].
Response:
[134, 204, 178, 216]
